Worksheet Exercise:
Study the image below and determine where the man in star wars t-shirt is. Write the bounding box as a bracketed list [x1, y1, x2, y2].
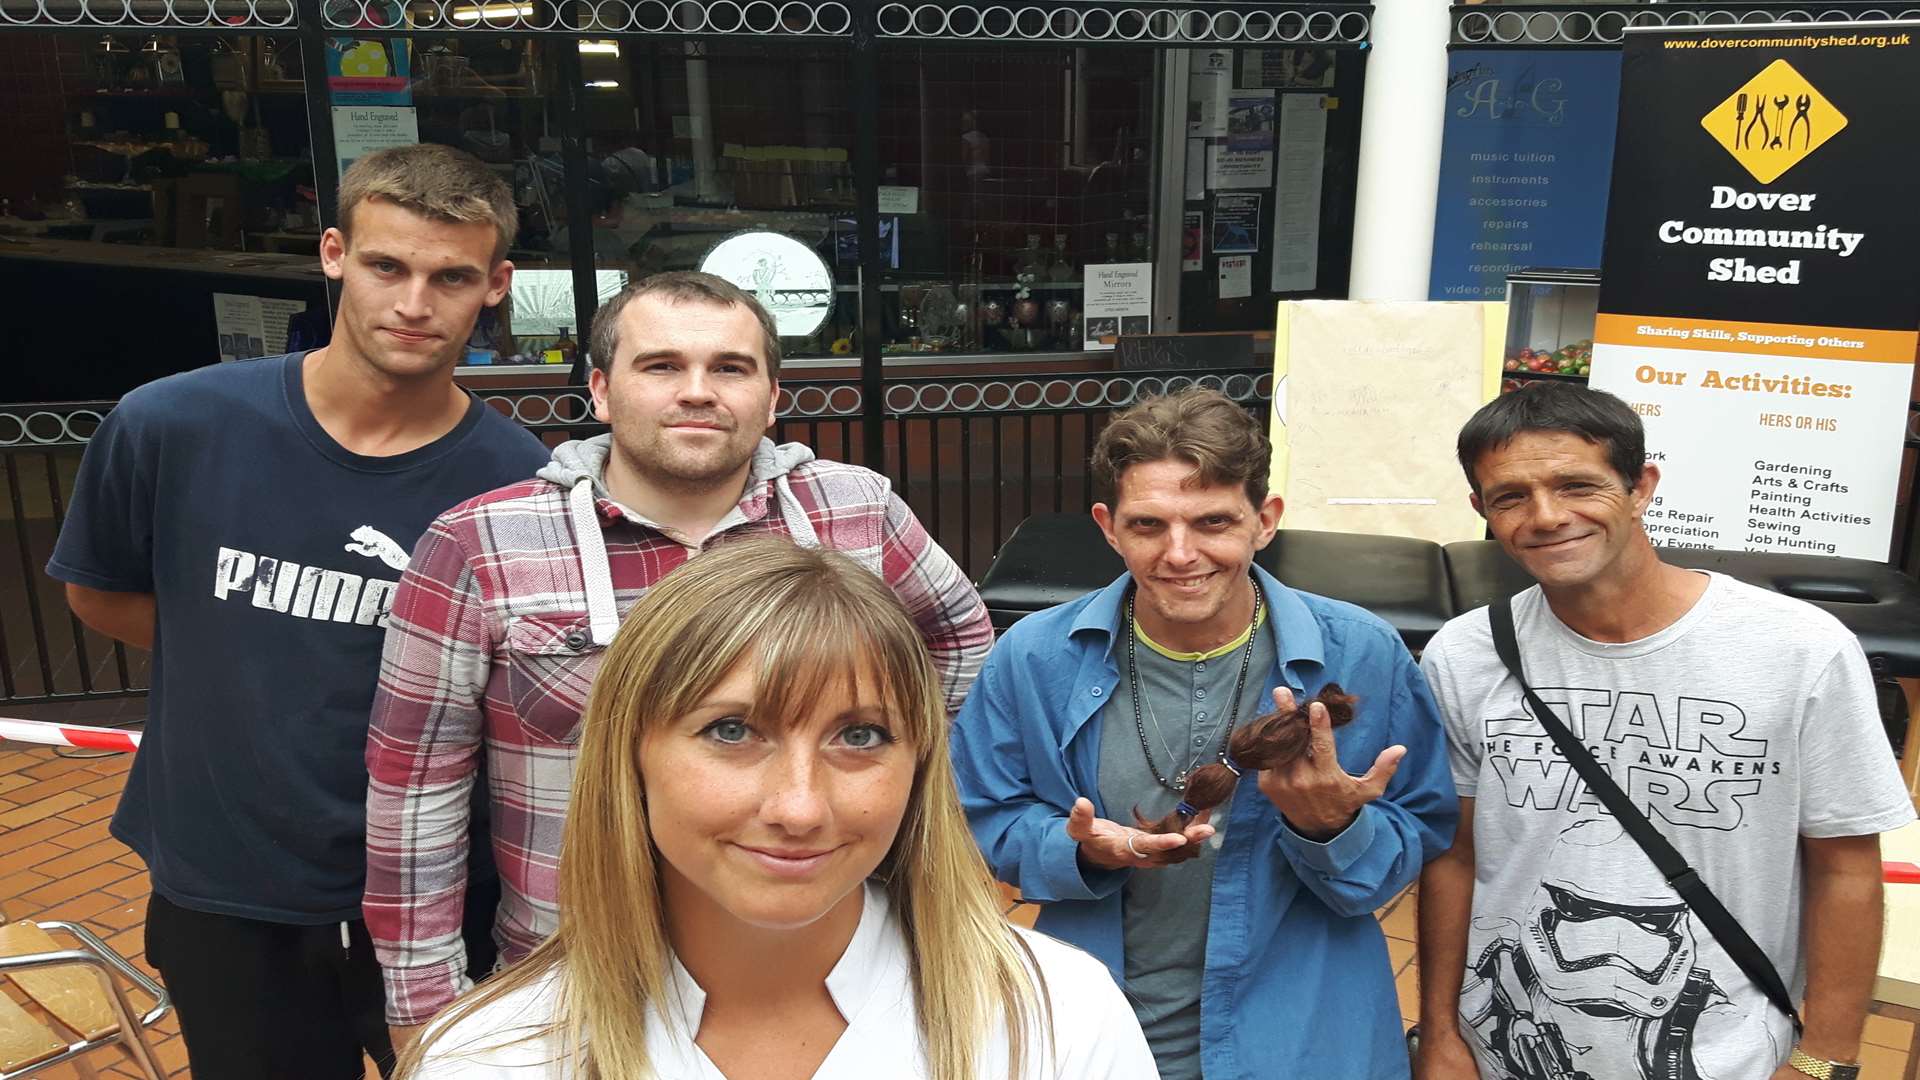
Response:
[1415, 383, 1913, 1080]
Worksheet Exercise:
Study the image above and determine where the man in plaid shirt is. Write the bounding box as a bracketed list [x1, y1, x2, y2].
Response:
[365, 271, 993, 1036]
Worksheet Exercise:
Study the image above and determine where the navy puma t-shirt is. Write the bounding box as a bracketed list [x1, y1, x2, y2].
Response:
[48, 353, 548, 923]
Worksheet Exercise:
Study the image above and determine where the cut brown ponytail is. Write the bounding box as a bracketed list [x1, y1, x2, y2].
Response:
[1132, 684, 1357, 861]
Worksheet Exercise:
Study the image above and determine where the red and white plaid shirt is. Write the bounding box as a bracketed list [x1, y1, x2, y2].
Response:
[364, 438, 991, 1024]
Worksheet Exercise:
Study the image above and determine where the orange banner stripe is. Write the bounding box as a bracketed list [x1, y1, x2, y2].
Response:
[1595, 313, 1917, 364]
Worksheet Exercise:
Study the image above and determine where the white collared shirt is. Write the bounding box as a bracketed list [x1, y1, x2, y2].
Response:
[414, 883, 1159, 1079]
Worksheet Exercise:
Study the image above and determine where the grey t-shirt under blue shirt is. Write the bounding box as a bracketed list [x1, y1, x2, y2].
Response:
[1097, 605, 1276, 1080]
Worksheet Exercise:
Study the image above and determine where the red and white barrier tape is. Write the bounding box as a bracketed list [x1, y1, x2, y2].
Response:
[0, 717, 141, 754]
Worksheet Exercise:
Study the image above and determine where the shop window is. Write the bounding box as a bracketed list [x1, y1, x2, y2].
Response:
[873, 46, 1157, 356]
[0, 33, 317, 254]
[556, 38, 855, 362]
[0, 32, 329, 396]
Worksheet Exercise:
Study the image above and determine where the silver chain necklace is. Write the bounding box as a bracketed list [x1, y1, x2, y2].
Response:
[1126, 586, 1262, 793]
[1141, 690, 1230, 790]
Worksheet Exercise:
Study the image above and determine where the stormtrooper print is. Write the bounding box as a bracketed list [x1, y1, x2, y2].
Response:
[1460, 820, 1776, 1080]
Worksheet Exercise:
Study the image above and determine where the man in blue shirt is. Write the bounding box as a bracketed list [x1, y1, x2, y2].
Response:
[48, 143, 548, 1079]
[952, 388, 1457, 1079]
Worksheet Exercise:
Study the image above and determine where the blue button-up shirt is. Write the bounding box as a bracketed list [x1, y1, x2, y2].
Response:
[952, 567, 1458, 1080]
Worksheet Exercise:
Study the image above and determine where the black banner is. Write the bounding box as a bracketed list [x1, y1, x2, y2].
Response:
[1598, 23, 1920, 332]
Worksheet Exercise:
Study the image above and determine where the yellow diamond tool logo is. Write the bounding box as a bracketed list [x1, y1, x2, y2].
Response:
[1700, 59, 1846, 184]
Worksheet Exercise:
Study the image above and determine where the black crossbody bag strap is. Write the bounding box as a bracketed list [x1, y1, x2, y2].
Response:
[1487, 596, 1803, 1037]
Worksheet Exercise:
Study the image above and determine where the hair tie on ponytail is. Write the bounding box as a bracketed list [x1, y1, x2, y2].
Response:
[1131, 684, 1359, 864]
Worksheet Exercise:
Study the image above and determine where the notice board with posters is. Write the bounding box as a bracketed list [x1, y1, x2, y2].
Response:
[1587, 22, 1920, 561]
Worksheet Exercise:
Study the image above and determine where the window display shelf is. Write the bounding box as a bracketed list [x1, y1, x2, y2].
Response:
[1502, 267, 1597, 390]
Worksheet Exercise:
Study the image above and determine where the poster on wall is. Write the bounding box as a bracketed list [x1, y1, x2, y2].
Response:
[1218, 255, 1252, 299]
[876, 186, 919, 214]
[1203, 86, 1277, 189]
[1587, 23, 1920, 561]
[333, 106, 419, 175]
[213, 294, 309, 362]
[1427, 51, 1622, 300]
[1212, 194, 1261, 254]
[1182, 211, 1204, 271]
[1270, 94, 1328, 292]
[1187, 49, 1232, 137]
[1226, 90, 1275, 151]
[326, 38, 412, 106]
[1242, 47, 1337, 89]
[1207, 141, 1273, 189]
[1084, 262, 1153, 350]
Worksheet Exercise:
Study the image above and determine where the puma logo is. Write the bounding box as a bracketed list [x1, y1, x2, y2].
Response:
[344, 526, 410, 571]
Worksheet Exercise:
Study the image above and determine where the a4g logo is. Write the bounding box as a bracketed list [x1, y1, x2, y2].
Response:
[1455, 70, 1568, 124]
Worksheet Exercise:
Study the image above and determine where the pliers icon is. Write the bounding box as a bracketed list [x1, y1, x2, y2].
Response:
[1743, 94, 1770, 151]
[1789, 94, 1813, 149]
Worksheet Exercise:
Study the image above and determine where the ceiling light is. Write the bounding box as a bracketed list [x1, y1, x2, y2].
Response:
[578, 40, 619, 55]
[584, 80, 621, 88]
[450, 3, 533, 21]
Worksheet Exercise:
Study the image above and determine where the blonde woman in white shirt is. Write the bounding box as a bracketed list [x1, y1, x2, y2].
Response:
[396, 537, 1157, 1080]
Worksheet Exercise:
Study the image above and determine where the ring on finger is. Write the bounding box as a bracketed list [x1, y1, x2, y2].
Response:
[1125, 830, 1145, 859]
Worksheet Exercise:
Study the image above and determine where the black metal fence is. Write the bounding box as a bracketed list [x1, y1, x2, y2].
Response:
[0, 405, 148, 715]
[0, 367, 1270, 709]
[9, 375, 1918, 712]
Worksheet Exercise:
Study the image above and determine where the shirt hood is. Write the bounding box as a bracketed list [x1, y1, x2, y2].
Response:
[535, 434, 817, 493]
[536, 434, 823, 648]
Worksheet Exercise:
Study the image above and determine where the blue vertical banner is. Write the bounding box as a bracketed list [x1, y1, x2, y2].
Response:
[1428, 50, 1622, 300]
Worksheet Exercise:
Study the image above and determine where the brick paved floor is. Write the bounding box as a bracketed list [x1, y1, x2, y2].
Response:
[0, 744, 187, 1079]
[3, 740, 1914, 1078]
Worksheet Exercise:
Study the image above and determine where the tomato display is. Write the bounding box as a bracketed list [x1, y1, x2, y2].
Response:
[1502, 338, 1593, 379]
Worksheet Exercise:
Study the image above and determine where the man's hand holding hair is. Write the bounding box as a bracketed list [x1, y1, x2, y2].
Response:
[1067, 797, 1213, 870]
[1255, 687, 1406, 842]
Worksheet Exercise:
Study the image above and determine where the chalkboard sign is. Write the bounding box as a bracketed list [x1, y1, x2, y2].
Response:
[1114, 333, 1263, 371]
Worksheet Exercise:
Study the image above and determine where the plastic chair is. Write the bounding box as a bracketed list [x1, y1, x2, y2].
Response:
[0, 920, 170, 1080]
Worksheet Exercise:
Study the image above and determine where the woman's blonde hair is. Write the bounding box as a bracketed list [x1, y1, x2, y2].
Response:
[397, 537, 1045, 1080]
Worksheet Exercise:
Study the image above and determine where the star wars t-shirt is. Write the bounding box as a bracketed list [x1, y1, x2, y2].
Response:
[1421, 572, 1914, 1080]
[47, 353, 548, 924]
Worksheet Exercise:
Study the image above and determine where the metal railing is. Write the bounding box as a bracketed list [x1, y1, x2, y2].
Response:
[0, 0, 1373, 41]
[1450, 1, 1920, 48]
[9, 376, 1916, 710]
[479, 367, 1273, 578]
[0, 405, 148, 710]
[0, 367, 1269, 708]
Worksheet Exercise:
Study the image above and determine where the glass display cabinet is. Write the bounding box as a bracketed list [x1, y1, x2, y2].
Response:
[1502, 267, 1599, 392]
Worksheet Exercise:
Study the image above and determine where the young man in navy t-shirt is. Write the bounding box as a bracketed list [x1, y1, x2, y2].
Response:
[47, 143, 547, 1080]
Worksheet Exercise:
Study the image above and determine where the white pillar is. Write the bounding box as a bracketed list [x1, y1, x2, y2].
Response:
[1347, 0, 1451, 301]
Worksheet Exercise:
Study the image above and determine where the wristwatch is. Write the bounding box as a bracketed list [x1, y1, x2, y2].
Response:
[1788, 1048, 1861, 1080]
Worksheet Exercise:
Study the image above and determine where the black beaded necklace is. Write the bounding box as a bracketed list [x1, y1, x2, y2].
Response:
[1125, 584, 1262, 793]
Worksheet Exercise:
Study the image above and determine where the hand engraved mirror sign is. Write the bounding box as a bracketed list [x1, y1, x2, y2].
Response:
[699, 231, 835, 338]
